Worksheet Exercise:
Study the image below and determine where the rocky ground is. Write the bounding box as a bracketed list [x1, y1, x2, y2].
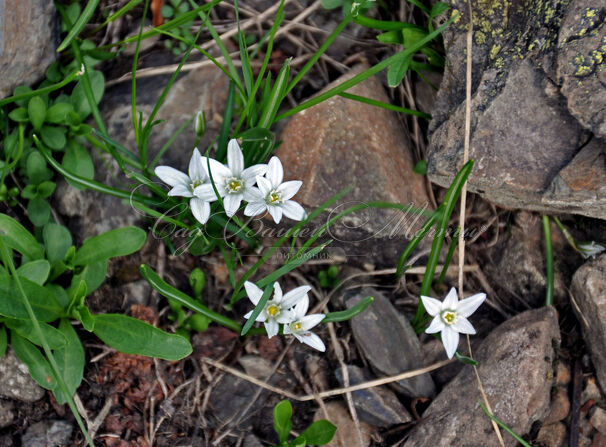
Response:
[1, 0, 606, 446]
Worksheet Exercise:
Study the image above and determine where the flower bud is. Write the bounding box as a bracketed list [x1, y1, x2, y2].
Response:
[194, 110, 206, 137]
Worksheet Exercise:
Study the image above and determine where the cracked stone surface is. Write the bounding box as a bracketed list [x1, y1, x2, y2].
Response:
[0, 349, 45, 403]
[426, 0, 606, 219]
[0, 0, 59, 98]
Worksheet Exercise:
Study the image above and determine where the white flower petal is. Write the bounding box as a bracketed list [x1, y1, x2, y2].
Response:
[242, 164, 268, 185]
[451, 316, 476, 334]
[256, 175, 272, 196]
[441, 326, 459, 359]
[443, 287, 459, 310]
[281, 200, 306, 221]
[155, 166, 190, 187]
[243, 310, 253, 319]
[256, 313, 267, 322]
[281, 286, 311, 309]
[244, 281, 263, 305]
[277, 181, 302, 200]
[223, 194, 242, 217]
[300, 314, 325, 331]
[283, 323, 293, 335]
[190, 198, 210, 224]
[420, 296, 442, 316]
[265, 319, 279, 338]
[204, 157, 231, 179]
[227, 139, 244, 175]
[277, 310, 294, 324]
[188, 148, 205, 181]
[273, 282, 283, 302]
[243, 186, 263, 202]
[425, 316, 445, 334]
[457, 293, 486, 318]
[266, 156, 284, 187]
[267, 205, 283, 224]
[300, 332, 326, 352]
[194, 183, 221, 201]
[244, 201, 267, 217]
[293, 295, 309, 319]
[168, 184, 193, 198]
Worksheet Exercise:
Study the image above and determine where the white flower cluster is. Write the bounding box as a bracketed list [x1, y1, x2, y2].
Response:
[154, 139, 306, 225]
[244, 281, 326, 351]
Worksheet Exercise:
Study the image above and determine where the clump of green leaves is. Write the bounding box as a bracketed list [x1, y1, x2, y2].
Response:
[161, 0, 195, 55]
[272, 400, 337, 447]
[0, 214, 192, 408]
[318, 265, 340, 289]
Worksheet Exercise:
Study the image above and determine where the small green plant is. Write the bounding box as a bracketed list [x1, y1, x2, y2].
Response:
[0, 215, 192, 400]
[272, 400, 337, 447]
[318, 265, 339, 289]
[161, 0, 195, 55]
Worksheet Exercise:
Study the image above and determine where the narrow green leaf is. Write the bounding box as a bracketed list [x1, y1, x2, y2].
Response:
[478, 400, 532, 447]
[57, 0, 101, 52]
[53, 319, 85, 405]
[241, 284, 273, 336]
[0, 213, 44, 260]
[0, 326, 7, 358]
[92, 313, 192, 360]
[16, 260, 51, 285]
[322, 297, 373, 323]
[11, 332, 57, 391]
[273, 400, 293, 444]
[6, 319, 66, 350]
[74, 227, 146, 266]
[0, 277, 64, 322]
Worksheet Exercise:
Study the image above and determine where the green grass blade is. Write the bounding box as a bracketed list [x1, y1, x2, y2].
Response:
[131, 0, 151, 152]
[57, 0, 100, 52]
[543, 216, 554, 306]
[322, 297, 373, 323]
[436, 226, 460, 287]
[217, 81, 236, 162]
[396, 208, 442, 276]
[90, 0, 143, 35]
[413, 159, 474, 326]
[478, 401, 532, 447]
[0, 69, 82, 107]
[277, 14, 456, 122]
[339, 92, 431, 118]
[141, 264, 242, 332]
[241, 284, 273, 336]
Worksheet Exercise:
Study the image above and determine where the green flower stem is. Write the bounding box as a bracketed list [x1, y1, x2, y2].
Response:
[543, 216, 554, 307]
[437, 226, 460, 287]
[478, 401, 532, 447]
[413, 160, 474, 327]
[0, 69, 82, 108]
[0, 237, 93, 447]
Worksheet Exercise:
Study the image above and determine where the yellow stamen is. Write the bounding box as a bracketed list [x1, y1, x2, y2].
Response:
[442, 310, 457, 325]
[267, 305, 279, 316]
[294, 322, 302, 331]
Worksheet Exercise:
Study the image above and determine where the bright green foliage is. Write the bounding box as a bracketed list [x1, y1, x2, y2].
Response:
[161, 0, 195, 55]
[272, 399, 337, 446]
[0, 214, 192, 412]
[318, 265, 340, 289]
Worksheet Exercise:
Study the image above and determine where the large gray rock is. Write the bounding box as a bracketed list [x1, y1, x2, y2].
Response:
[0, 349, 45, 402]
[277, 65, 434, 266]
[335, 365, 412, 427]
[0, 0, 58, 97]
[404, 307, 560, 447]
[571, 254, 606, 391]
[427, 0, 606, 219]
[0, 399, 14, 429]
[347, 288, 435, 398]
[21, 420, 73, 447]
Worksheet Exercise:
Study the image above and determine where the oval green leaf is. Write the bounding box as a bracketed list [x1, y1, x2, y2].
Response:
[73, 227, 146, 266]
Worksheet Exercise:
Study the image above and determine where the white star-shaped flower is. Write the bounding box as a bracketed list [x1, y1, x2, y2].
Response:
[577, 241, 605, 259]
[154, 148, 219, 225]
[283, 295, 326, 352]
[243, 281, 310, 338]
[421, 287, 486, 359]
[243, 156, 306, 224]
[194, 139, 267, 217]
